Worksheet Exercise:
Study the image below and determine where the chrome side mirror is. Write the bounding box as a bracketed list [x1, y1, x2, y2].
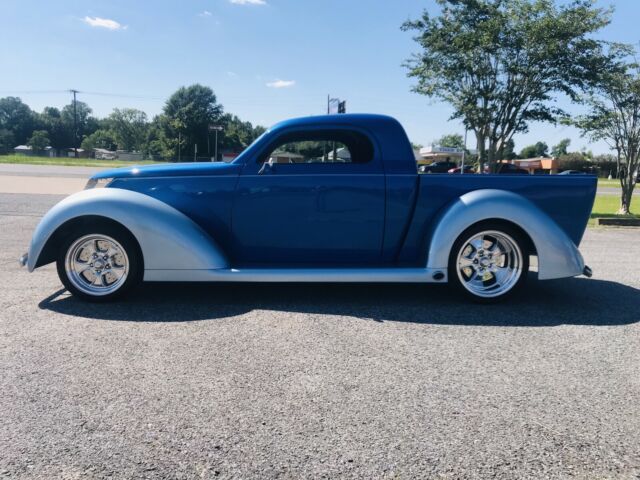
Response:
[259, 157, 276, 175]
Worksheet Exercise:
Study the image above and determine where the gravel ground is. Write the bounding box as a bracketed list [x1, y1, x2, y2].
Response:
[0, 192, 638, 479]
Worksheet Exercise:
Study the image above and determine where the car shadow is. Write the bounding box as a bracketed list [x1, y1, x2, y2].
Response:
[38, 276, 640, 327]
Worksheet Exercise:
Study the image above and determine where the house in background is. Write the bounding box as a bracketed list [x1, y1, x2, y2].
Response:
[13, 145, 55, 157]
[66, 148, 90, 158]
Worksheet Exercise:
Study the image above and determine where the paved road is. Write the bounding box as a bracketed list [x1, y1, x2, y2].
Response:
[0, 163, 107, 178]
[0, 193, 639, 479]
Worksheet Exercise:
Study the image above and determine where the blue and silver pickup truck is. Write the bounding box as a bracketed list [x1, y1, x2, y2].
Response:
[20, 114, 597, 302]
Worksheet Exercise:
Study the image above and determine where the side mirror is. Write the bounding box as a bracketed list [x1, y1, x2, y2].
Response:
[259, 157, 276, 175]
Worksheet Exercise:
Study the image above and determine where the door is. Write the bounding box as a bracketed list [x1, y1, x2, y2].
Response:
[232, 128, 385, 266]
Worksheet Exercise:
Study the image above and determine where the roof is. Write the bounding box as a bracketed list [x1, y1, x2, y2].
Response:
[269, 113, 400, 132]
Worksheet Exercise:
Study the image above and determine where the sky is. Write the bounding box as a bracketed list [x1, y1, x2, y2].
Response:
[0, 0, 638, 154]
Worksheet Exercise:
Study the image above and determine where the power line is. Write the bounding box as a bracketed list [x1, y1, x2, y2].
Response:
[0, 89, 162, 100]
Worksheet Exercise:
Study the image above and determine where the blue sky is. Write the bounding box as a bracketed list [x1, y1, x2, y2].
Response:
[0, 0, 637, 153]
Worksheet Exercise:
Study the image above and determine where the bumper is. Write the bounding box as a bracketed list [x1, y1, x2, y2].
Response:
[19, 253, 28, 267]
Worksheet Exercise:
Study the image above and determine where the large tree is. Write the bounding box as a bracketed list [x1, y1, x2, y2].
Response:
[519, 141, 549, 159]
[220, 114, 266, 153]
[402, 0, 612, 172]
[61, 100, 99, 151]
[38, 107, 71, 149]
[0, 97, 35, 145]
[163, 85, 223, 160]
[81, 129, 118, 151]
[0, 129, 15, 154]
[551, 138, 571, 157]
[27, 130, 50, 152]
[573, 62, 640, 214]
[435, 133, 465, 149]
[106, 108, 148, 152]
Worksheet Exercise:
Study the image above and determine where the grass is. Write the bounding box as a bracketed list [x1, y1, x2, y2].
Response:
[589, 194, 640, 226]
[0, 154, 163, 168]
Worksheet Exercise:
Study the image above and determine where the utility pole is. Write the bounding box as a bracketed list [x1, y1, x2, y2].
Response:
[69, 89, 79, 158]
[461, 129, 468, 174]
[209, 125, 224, 162]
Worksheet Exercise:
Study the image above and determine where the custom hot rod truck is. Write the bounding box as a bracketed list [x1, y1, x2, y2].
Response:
[20, 114, 596, 302]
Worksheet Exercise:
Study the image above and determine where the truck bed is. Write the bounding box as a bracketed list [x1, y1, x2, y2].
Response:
[397, 174, 597, 263]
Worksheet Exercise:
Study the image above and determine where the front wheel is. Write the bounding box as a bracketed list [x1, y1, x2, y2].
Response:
[448, 224, 529, 303]
[56, 223, 143, 302]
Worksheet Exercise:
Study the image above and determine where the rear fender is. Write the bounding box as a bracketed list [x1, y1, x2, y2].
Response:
[426, 189, 585, 280]
[27, 188, 229, 273]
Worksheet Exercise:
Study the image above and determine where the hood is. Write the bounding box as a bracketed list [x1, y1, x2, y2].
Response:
[91, 161, 241, 180]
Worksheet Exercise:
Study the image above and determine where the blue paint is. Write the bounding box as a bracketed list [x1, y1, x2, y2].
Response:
[94, 114, 597, 268]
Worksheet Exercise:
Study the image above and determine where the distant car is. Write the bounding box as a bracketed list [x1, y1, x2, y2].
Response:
[419, 161, 457, 174]
[558, 170, 586, 175]
[448, 165, 475, 174]
[485, 163, 529, 175]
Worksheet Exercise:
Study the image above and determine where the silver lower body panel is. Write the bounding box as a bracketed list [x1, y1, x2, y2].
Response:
[144, 268, 448, 283]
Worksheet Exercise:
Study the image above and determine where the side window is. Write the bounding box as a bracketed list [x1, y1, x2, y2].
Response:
[260, 130, 374, 164]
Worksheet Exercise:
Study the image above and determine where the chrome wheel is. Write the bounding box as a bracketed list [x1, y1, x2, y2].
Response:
[456, 230, 523, 299]
[64, 234, 129, 297]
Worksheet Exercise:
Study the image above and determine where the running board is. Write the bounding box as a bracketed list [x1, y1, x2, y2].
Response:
[144, 268, 448, 283]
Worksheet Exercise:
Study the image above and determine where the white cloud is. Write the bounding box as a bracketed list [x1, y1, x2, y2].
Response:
[82, 16, 126, 30]
[199, 10, 212, 17]
[226, 71, 238, 77]
[230, 0, 267, 5]
[266, 79, 296, 88]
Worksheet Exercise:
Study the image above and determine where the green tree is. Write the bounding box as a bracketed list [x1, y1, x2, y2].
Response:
[61, 100, 98, 150]
[402, 0, 612, 172]
[106, 108, 148, 151]
[435, 133, 464, 149]
[219, 114, 265, 154]
[520, 141, 549, 158]
[27, 130, 50, 152]
[81, 129, 118, 151]
[37, 107, 70, 149]
[573, 59, 640, 214]
[163, 85, 223, 160]
[551, 138, 571, 157]
[502, 139, 517, 160]
[0, 97, 35, 145]
[0, 129, 15, 154]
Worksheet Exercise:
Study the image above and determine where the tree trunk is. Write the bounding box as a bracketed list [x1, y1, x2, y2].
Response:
[618, 186, 632, 215]
[475, 131, 486, 174]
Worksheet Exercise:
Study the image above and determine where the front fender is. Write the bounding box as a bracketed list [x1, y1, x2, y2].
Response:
[27, 188, 229, 273]
[426, 189, 584, 280]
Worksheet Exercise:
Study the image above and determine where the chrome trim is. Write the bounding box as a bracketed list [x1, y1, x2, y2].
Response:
[144, 267, 448, 283]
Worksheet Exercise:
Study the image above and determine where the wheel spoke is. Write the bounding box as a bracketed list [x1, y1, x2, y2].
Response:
[459, 256, 475, 269]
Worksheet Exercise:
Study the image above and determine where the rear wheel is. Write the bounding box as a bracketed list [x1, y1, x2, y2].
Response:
[449, 223, 528, 303]
[56, 223, 142, 302]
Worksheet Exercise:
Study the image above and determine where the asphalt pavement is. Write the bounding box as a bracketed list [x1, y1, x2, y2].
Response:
[0, 192, 639, 479]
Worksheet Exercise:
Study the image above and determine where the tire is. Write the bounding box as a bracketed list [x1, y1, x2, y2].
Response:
[448, 222, 529, 303]
[56, 222, 143, 302]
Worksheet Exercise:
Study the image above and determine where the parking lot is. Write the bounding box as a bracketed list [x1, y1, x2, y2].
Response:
[1, 192, 639, 479]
